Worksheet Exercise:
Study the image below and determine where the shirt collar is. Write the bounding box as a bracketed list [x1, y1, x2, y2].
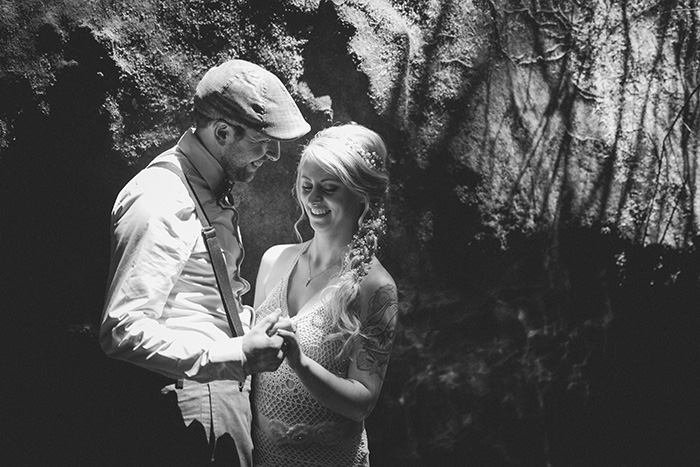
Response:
[177, 128, 234, 202]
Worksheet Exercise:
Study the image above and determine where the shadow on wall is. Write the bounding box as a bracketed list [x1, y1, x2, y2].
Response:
[0, 27, 133, 464]
[7, 227, 699, 467]
[1, 26, 127, 329]
[367, 227, 700, 467]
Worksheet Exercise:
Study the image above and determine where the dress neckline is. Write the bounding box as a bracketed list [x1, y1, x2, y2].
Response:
[284, 242, 329, 319]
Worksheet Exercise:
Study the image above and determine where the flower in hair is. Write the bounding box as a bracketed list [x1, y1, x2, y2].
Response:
[347, 140, 383, 171]
[358, 147, 382, 171]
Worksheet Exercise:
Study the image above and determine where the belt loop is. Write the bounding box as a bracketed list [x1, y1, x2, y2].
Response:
[176, 379, 184, 389]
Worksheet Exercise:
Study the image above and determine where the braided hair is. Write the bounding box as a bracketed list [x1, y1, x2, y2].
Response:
[293, 123, 389, 357]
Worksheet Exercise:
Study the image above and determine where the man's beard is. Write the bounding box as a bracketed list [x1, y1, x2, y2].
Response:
[221, 157, 257, 183]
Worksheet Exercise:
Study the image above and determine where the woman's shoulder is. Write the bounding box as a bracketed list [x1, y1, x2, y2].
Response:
[357, 258, 398, 314]
[259, 243, 306, 277]
[361, 258, 396, 290]
[255, 242, 308, 307]
[261, 242, 305, 265]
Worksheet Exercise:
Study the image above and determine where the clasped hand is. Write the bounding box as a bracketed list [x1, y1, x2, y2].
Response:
[241, 309, 295, 374]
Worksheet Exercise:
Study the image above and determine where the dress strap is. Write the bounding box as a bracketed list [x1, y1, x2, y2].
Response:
[274, 243, 310, 318]
[283, 243, 308, 286]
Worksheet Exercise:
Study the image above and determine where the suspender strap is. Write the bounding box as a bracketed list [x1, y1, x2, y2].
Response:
[201, 227, 245, 337]
[151, 161, 245, 338]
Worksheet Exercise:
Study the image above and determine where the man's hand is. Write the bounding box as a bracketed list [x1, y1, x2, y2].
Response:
[242, 309, 287, 374]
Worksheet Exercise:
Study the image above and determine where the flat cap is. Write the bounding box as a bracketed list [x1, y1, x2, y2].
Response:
[194, 59, 310, 141]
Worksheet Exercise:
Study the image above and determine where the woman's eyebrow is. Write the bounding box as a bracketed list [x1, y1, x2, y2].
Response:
[300, 175, 340, 183]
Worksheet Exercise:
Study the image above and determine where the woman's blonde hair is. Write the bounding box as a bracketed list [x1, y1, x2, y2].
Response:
[293, 123, 389, 357]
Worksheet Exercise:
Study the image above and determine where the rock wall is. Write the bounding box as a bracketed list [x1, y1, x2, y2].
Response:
[2, 0, 699, 465]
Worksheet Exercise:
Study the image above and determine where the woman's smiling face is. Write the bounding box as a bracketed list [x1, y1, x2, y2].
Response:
[297, 159, 363, 237]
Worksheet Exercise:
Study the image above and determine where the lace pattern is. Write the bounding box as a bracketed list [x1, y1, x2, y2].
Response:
[251, 245, 369, 466]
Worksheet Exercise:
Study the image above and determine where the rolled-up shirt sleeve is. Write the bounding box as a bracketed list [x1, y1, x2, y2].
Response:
[99, 167, 247, 382]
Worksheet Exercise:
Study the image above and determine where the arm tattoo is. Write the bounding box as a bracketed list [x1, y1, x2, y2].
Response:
[355, 284, 398, 376]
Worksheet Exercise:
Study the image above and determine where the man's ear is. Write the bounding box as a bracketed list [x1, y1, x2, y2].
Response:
[214, 121, 230, 145]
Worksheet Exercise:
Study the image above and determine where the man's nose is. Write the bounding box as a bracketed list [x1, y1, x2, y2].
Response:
[266, 141, 281, 161]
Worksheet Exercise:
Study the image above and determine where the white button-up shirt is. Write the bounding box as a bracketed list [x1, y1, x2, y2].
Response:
[100, 129, 252, 382]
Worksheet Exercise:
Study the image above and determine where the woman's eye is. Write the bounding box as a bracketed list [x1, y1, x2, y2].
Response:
[323, 186, 338, 193]
[301, 185, 312, 191]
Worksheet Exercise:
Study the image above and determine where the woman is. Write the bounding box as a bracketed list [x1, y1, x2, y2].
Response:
[251, 123, 399, 466]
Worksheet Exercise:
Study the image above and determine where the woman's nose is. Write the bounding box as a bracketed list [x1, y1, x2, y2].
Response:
[309, 186, 323, 201]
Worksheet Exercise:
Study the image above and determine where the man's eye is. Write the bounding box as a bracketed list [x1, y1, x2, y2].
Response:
[301, 185, 312, 191]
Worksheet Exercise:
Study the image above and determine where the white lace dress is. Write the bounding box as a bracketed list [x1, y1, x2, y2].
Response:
[251, 248, 369, 466]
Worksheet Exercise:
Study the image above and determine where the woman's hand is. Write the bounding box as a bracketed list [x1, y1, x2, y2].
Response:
[241, 309, 287, 374]
[275, 328, 304, 370]
[264, 309, 297, 360]
[266, 311, 295, 335]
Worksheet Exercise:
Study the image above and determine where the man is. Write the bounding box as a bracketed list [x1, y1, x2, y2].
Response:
[100, 59, 310, 466]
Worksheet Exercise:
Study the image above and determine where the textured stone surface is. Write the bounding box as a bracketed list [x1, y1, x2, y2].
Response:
[2, 1, 700, 465]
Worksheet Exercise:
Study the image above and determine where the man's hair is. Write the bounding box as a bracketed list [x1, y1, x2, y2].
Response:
[194, 108, 215, 130]
[194, 108, 246, 140]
